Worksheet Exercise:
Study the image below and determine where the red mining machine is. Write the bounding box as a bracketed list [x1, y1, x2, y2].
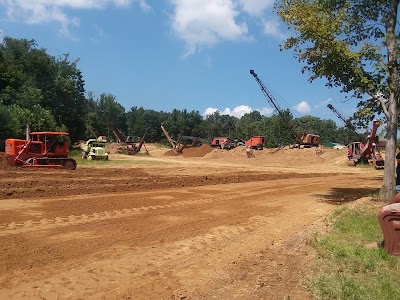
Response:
[111, 128, 146, 155]
[5, 131, 77, 170]
[347, 119, 385, 169]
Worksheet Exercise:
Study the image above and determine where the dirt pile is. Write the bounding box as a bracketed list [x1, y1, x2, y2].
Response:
[0, 153, 11, 170]
[164, 144, 214, 157]
[182, 144, 213, 157]
[204, 146, 349, 167]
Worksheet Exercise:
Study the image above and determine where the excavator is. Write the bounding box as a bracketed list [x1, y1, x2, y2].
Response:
[250, 69, 320, 148]
[160, 124, 206, 154]
[161, 124, 183, 154]
[111, 129, 146, 155]
[347, 119, 385, 169]
[326, 104, 384, 169]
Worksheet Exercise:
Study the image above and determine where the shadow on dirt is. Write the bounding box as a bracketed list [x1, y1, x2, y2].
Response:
[315, 187, 380, 205]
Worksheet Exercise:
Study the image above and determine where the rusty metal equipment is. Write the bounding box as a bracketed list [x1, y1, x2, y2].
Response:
[379, 200, 400, 256]
[210, 137, 235, 150]
[250, 69, 320, 148]
[111, 129, 146, 155]
[245, 136, 265, 150]
[347, 119, 384, 169]
[5, 131, 77, 170]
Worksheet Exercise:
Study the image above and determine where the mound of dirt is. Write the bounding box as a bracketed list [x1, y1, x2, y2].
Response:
[164, 149, 180, 156]
[203, 146, 349, 167]
[182, 144, 214, 157]
[0, 152, 11, 170]
[163, 144, 214, 157]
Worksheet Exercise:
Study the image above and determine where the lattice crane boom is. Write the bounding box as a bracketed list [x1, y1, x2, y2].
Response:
[326, 104, 361, 138]
[249, 69, 299, 143]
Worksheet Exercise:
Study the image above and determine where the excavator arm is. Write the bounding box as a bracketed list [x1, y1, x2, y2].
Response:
[161, 124, 180, 153]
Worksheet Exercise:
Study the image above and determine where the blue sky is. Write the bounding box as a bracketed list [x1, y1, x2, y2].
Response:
[0, 0, 358, 123]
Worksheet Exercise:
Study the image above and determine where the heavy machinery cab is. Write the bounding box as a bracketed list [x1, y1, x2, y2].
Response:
[30, 132, 69, 157]
[245, 136, 265, 150]
[5, 132, 76, 169]
[211, 137, 235, 150]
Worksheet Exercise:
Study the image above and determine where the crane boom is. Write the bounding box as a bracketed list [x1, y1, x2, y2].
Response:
[161, 124, 181, 153]
[250, 69, 302, 144]
[326, 104, 362, 138]
[326, 104, 349, 126]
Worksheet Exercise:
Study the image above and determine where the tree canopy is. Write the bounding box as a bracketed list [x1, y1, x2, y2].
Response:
[277, 0, 399, 200]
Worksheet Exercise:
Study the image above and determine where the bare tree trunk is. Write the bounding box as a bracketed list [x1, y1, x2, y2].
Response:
[379, 0, 399, 201]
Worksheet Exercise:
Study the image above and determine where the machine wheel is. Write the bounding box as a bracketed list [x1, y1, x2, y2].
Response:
[62, 159, 77, 170]
[347, 160, 356, 166]
[82, 151, 88, 159]
[88, 155, 94, 160]
[104, 156, 109, 161]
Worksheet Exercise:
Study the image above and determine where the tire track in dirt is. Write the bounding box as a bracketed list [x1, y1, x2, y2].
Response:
[0, 214, 281, 300]
[0, 181, 312, 237]
[0, 198, 212, 236]
[0, 181, 332, 299]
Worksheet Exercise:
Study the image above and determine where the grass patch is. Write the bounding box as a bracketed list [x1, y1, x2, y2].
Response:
[308, 204, 400, 300]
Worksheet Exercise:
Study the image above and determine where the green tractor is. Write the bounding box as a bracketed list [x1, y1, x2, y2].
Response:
[81, 139, 109, 160]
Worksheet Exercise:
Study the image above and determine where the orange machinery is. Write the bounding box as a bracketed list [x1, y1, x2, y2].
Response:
[245, 136, 265, 150]
[5, 131, 77, 170]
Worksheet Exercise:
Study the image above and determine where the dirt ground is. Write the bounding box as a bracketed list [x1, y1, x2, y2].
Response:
[0, 144, 384, 299]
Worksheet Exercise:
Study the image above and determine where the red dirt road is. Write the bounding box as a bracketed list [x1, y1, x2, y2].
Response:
[0, 145, 383, 299]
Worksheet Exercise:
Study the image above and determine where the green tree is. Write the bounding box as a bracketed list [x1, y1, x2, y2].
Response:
[8, 104, 58, 137]
[0, 37, 87, 142]
[0, 103, 13, 151]
[278, 0, 399, 200]
[97, 93, 126, 140]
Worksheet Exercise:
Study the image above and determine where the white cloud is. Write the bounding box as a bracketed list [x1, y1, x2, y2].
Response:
[293, 101, 311, 114]
[257, 106, 274, 116]
[237, 0, 274, 17]
[203, 105, 273, 118]
[137, 0, 152, 12]
[170, 0, 248, 57]
[204, 107, 219, 116]
[262, 19, 286, 40]
[0, 0, 151, 37]
[314, 97, 332, 109]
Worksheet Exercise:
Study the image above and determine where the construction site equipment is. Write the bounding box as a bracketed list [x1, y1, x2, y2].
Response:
[179, 135, 208, 148]
[111, 129, 146, 155]
[126, 135, 146, 155]
[161, 124, 183, 153]
[5, 131, 77, 170]
[250, 69, 320, 148]
[245, 136, 265, 150]
[161, 124, 208, 153]
[327, 104, 363, 139]
[81, 139, 109, 160]
[347, 119, 384, 169]
[211, 137, 236, 150]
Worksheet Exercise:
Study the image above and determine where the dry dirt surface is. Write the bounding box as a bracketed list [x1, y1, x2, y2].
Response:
[0, 144, 384, 299]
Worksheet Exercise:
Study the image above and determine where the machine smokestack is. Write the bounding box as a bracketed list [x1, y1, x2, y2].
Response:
[26, 124, 30, 140]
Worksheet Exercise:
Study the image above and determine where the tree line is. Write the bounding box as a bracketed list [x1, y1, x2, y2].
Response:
[0, 37, 363, 151]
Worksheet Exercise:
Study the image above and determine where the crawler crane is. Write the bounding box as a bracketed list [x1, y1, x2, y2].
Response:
[249, 69, 320, 148]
